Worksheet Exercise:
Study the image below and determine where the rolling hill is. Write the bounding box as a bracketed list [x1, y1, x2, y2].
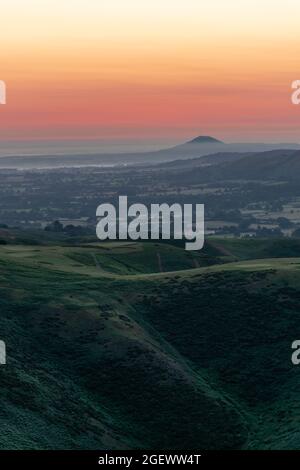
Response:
[162, 149, 300, 183]
[0, 237, 300, 449]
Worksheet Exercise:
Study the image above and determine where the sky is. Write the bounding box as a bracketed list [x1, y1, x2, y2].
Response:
[0, 0, 300, 153]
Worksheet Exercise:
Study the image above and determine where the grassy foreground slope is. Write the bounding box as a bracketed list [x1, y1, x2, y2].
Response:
[0, 239, 300, 449]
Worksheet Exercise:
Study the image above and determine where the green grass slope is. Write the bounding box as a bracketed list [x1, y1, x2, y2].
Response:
[0, 239, 300, 449]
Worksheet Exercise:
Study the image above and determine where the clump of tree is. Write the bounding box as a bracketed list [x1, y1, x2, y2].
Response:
[44, 220, 92, 236]
[44, 220, 64, 233]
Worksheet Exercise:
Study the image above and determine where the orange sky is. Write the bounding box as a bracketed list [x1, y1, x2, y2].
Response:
[1, 0, 300, 149]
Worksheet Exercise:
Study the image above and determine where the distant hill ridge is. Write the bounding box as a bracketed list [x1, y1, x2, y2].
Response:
[186, 135, 224, 144]
[163, 149, 300, 182]
[0, 134, 300, 168]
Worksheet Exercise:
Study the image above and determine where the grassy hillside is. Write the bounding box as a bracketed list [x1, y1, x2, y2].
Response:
[0, 237, 300, 449]
[166, 150, 300, 184]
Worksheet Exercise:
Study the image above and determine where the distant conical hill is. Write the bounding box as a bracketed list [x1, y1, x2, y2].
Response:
[186, 135, 224, 144]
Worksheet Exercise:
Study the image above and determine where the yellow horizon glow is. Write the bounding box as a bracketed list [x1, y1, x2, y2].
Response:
[1, 0, 300, 143]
